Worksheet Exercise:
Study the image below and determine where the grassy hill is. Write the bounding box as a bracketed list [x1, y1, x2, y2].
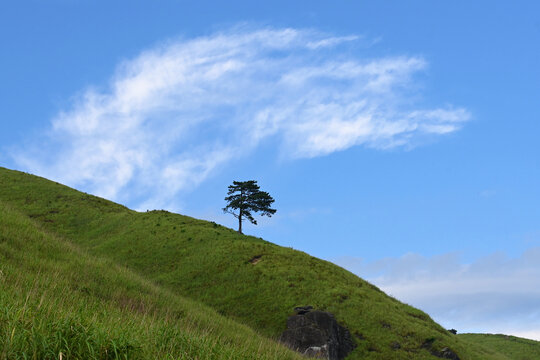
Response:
[1, 166, 539, 359]
[458, 334, 540, 360]
[0, 194, 302, 359]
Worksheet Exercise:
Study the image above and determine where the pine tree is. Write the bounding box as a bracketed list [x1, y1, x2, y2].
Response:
[223, 180, 276, 234]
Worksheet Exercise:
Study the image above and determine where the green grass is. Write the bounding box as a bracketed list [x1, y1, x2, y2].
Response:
[1, 166, 539, 359]
[0, 200, 302, 359]
[458, 334, 540, 360]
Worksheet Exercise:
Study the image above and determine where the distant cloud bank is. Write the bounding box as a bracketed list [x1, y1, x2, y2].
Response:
[335, 248, 540, 341]
[14, 26, 470, 209]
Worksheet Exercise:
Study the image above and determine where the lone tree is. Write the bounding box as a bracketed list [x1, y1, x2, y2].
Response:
[223, 180, 276, 234]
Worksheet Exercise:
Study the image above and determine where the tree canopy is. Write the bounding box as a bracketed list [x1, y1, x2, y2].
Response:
[223, 180, 276, 234]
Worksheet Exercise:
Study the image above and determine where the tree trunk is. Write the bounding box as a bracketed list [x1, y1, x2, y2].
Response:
[238, 208, 243, 234]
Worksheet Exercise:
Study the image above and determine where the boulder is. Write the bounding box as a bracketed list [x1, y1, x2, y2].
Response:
[280, 307, 356, 360]
[437, 347, 460, 360]
[422, 338, 460, 360]
[294, 305, 314, 315]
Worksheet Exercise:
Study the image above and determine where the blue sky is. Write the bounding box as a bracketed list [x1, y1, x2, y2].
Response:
[1, 0, 540, 339]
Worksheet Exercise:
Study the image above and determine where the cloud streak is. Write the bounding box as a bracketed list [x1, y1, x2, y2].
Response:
[334, 249, 540, 340]
[15, 26, 470, 209]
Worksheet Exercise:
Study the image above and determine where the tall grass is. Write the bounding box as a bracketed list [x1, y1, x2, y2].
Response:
[0, 201, 301, 359]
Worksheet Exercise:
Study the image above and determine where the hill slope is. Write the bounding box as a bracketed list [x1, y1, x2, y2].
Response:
[0, 198, 302, 359]
[458, 334, 540, 360]
[1, 166, 537, 359]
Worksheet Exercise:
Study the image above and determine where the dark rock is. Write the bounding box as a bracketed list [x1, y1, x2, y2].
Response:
[421, 337, 436, 349]
[421, 338, 460, 360]
[294, 305, 313, 315]
[436, 347, 460, 360]
[280, 307, 356, 360]
[249, 255, 262, 264]
[304, 344, 328, 358]
[448, 329, 457, 335]
[391, 341, 401, 350]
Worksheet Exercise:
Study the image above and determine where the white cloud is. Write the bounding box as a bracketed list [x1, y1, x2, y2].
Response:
[334, 248, 540, 340]
[14, 26, 470, 209]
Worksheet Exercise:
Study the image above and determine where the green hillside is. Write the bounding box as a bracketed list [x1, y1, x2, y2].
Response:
[1, 166, 538, 359]
[0, 194, 302, 359]
[458, 334, 540, 360]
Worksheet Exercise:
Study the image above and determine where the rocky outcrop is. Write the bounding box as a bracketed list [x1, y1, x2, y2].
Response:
[436, 347, 460, 360]
[280, 306, 356, 360]
[422, 338, 460, 360]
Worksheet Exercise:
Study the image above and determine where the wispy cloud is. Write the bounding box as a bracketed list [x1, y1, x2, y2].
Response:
[334, 249, 540, 340]
[14, 26, 470, 209]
